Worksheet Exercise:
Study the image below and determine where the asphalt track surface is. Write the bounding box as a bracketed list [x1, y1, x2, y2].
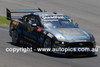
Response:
[0, 0, 100, 67]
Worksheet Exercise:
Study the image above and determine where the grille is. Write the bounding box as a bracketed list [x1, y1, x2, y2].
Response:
[66, 42, 93, 47]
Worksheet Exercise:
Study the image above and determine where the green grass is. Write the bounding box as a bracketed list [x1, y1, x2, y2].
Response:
[0, 15, 10, 26]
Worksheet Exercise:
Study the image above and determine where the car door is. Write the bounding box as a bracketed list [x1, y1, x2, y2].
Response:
[19, 15, 32, 39]
[27, 15, 45, 45]
[26, 15, 40, 42]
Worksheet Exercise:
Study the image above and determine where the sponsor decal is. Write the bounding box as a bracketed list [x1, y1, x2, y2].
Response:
[37, 28, 42, 32]
[55, 41, 59, 44]
[13, 21, 19, 28]
[42, 15, 65, 19]
[27, 27, 33, 33]
[43, 31, 47, 35]
[24, 36, 36, 43]
[47, 33, 54, 38]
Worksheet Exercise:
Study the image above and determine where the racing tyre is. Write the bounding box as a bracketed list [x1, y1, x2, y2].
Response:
[43, 38, 52, 54]
[12, 30, 20, 45]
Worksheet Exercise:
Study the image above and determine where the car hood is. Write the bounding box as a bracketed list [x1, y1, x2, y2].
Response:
[45, 28, 91, 42]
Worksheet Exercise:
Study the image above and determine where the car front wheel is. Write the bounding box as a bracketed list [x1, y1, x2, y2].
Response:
[43, 38, 52, 54]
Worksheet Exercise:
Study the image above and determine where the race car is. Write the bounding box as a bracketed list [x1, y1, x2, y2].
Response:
[6, 8, 97, 56]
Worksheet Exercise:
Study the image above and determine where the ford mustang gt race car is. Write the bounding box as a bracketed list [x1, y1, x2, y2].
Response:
[6, 8, 97, 56]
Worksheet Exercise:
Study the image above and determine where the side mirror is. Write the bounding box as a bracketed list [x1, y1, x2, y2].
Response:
[74, 22, 79, 27]
[31, 24, 37, 27]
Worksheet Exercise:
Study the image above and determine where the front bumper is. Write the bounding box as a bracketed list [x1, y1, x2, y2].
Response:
[52, 42, 97, 56]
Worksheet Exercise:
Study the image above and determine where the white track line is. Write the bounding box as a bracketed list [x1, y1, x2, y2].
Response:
[0, 27, 9, 31]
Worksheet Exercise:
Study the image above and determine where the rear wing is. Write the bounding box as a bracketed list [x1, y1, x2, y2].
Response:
[6, 8, 43, 20]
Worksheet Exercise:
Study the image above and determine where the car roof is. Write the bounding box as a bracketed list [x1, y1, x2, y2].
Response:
[34, 12, 65, 16]
[23, 12, 70, 20]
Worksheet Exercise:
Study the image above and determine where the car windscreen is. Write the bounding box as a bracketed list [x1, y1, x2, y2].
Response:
[42, 19, 77, 29]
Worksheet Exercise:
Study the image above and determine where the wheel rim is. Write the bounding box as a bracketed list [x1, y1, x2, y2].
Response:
[44, 38, 51, 48]
[12, 31, 18, 44]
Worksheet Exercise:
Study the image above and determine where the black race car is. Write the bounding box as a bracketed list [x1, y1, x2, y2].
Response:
[6, 8, 97, 56]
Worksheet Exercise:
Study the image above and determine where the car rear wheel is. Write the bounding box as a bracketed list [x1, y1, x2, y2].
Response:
[12, 30, 19, 44]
